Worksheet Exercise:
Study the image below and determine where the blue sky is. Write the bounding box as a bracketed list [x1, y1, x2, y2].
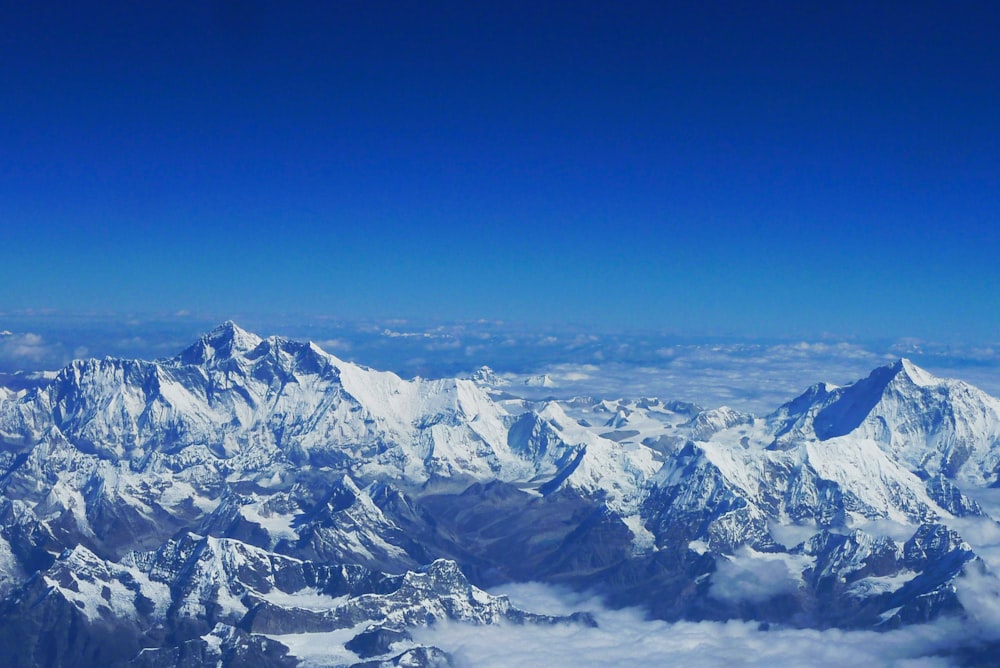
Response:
[2, 2, 998, 340]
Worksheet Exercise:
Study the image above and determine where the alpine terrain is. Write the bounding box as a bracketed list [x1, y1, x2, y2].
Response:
[0, 322, 998, 666]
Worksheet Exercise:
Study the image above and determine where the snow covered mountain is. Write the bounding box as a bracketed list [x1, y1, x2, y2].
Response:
[0, 323, 998, 665]
[770, 358, 1000, 483]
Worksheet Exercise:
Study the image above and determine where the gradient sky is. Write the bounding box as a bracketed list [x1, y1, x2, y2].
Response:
[2, 2, 998, 340]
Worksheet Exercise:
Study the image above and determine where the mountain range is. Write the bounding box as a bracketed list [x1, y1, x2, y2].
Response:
[0, 322, 998, 666]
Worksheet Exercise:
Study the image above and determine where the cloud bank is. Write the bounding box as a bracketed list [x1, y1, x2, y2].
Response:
[3, 314, 1000, 415]
[413, 582, 986, 667]
[709, 548, 803, 604]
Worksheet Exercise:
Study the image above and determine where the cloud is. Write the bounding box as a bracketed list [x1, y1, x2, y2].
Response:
[382, 329, 431, 338]
[955, 561, 1000, 636]
[417, 557, 1000, 666]
[709, 548, 802, 604]
[0, 331, 68, 369]
[3, 316, 1000, 415]
[851, 518, 920, 543]
[425, 338, 462, 351]
[315, 338, 352, 351]
[412, 582, 968, 668]
[497, 339, 899, 413]
[942, 487, 1000, 574]
[503, 336, 1000, 414]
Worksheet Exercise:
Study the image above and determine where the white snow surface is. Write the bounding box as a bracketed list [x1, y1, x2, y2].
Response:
[0, 322, 661, 514]
[1, 324, 999, 572]
[44, 545, 171, 622]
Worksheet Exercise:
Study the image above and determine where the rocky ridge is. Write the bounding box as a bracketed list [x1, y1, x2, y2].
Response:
[0, 323, 997, 665]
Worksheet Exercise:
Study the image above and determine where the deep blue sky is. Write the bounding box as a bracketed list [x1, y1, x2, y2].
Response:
[2, 2, 998, 340]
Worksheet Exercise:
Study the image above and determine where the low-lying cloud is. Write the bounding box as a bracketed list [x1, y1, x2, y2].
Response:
[709, 548, 803, 604]
[413, 582, 985, 667]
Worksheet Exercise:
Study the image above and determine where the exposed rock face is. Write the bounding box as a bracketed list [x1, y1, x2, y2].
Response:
[0, 325, 998, 664]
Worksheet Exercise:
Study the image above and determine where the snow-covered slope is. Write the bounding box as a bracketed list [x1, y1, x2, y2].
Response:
[769, 359, 1000, 483]
[0, 325, 999, 665]
[0, 322, 656, 541]
[0, 325, 740, 508]
[0, 531, 585, 668]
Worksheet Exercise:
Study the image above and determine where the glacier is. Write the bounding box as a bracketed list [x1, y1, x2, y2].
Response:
[0, 322, 998, 666]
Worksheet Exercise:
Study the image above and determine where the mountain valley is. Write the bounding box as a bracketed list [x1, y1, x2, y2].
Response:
[0, 323, 998, 666]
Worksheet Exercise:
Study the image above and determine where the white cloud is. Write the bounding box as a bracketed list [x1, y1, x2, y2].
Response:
[507, 337, 1000, 415]
[413, 582, 967, 668]
[382, 329, 428, 338]
[0, 331, 64, 366]
[3, 318, 1000, 417]
[709, 548, 803, 604]
[315, 338, 352, 351]
[955, 561, 1000, 636]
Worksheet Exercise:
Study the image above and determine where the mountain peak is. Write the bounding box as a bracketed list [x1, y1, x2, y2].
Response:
[893, 358, 938, 387]
[469, 366, 508, 385]
[854, 358, 939, 393]
[210, 319, 251, 337]
[177, 321, 263, 365]
[809, 359, 939, 440]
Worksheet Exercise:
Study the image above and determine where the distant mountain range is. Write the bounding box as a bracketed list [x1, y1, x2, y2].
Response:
[0, 322, 997, 666]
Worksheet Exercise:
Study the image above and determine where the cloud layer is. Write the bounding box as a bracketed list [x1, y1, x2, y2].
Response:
[414, 582, 971, 668]
[3, 315, 1000, 415]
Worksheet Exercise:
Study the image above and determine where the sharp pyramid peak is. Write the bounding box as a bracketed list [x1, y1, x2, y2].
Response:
[204, 320, 262, 349]
[859, 358, 941, 391]
[469, 365, 507, 385]
[893, 357, 939, 387]
[207, 319, 253, 338]
[809, 357, 969, 441]
[809, 360, 920, 440]
[178, 321, 263, 364]
[858, 357, 935, 390]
